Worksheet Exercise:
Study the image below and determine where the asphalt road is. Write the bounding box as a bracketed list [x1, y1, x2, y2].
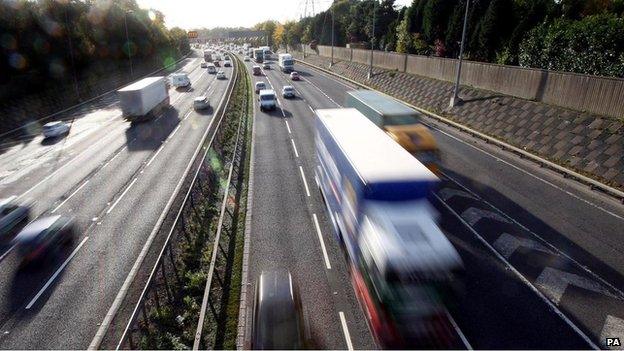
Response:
[0, 50, 234, 349]
[242, 56, 624, 349]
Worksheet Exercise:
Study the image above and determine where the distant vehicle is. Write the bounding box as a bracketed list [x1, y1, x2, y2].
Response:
[251, 269, 307, 350]
[170, 73, 191, 88]
[15, 215, 76, 265]
[259, 46, 271, 61]
[207, 64, 217, 74]
[244, 56, 250, 62]
[278, 53, 294, 72]
[262, 62, 270, 69]
[0, 197, 30, 241]
[216, 71, 226, 80]
[252, 65, 262, 76]
[223, 60, 231, 67]
[203, 49, 213, 62]
[193, 96, 210, 110]
[214, 61, 221, 67]
[314, 108, 463, 348]
[118, 77, 170, 122]
[290, 71, 300, 81]
[254, 81, 266, 94]
[253, 48, 264, 63]
[258, 89, 277, 112]
[200, 62, 207, 68]
[224, 55, 231, 61]
[346, 90, 440, 173]
[282, 85, 295, 98]
[42, 121, 70, 138]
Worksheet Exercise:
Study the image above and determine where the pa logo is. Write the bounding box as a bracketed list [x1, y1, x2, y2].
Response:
[606, 337, 621, 347]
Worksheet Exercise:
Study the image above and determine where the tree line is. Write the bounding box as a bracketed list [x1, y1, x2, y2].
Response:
[262, 0, 624, 77]
[1, 0, 190, 89]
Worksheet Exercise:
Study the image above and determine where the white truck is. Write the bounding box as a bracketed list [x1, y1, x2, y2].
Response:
[118, 77, 170, 122]
[278, 53, 294, 72]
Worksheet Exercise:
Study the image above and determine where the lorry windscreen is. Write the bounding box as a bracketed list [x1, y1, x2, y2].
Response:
[260, 95, 275, 101]
[364, 180, 435, 201]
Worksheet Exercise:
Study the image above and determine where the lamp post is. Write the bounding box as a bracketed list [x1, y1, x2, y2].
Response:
[450, 0, 470, 107]
[124, 10, 134, 78]
[330, 4, 334, 68]
[367, 0, 376, 80]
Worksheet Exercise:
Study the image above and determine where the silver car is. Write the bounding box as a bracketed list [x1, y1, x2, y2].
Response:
[42, 121, 70, 138]
[193, 96, 210, 110]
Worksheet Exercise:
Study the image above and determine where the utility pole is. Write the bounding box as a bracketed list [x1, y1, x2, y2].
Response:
[367, 0, 376, 80]
[64, 5, 80, 101]
[124, 10, 134, 78]
[330, 4, 334, 67]
[450, 0, 470, 107]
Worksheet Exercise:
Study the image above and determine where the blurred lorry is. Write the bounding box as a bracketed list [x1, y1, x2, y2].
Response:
[203, 49, 213, 62]
[346, 90, 440, 174]
[118, 77, 170, 122]
[278, 53, 294, 72]
[314, 108, 463, 348]
[253, 48, 264, 63]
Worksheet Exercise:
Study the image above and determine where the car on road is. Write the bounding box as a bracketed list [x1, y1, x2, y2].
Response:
[42, 121, 70, 138]
[244, 56, 250, 61]
[207, 64, 217, 74]
[0, 197, 30, 241]
[258, 89, 277, 112]
[214, 61, 221, 67]
[282, 85, 295, 99]
[252, 65, 262, 76]
[223, 60, 231, 67]
[200, 62, 207, 68]
[193, 96, 210, 110]
[216, 71, 226, 80]
[254, 81, 266, 94]
[224, 56, 231, 61]
[14, 215, 76, 265]
[170, 73, 191, 88]
[262, 62, 270, 69]
[251, 269, 307, 349]
[290, 71, 300, 81]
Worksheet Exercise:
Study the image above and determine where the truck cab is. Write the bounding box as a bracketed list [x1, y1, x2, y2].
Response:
[346, 91, 440, 174]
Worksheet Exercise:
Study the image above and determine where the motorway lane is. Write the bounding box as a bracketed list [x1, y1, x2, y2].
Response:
[0, 55, 233, 348]
[243, 58, 376, 349]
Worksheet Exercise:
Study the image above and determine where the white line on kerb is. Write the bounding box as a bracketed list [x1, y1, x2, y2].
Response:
[106, 178, 137, 214]
[445, 310, 473, 350]
[308, 105, 315, 113]
[299, 166, 310, 197]
[339, 311, 354, 351]
[285, 120, 292, 134]
[0, 244, 16, 263]
[26, 236, 89, 310]
[312, 214, 331, 270]
[51, 180, 90, 213]
[291, 139, 299, 158]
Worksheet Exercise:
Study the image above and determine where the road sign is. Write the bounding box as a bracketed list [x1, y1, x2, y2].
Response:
[188, 31, 198, 39]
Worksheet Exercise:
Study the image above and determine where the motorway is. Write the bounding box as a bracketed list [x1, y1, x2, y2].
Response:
[0, 50, 233, 348]
[241, 56, 624, 349]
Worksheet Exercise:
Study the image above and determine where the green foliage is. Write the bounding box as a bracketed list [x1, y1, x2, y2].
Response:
[519, 14, 624, 77]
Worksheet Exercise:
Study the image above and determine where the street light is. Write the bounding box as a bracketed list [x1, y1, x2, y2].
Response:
[124, 10, 134, 78]
[450, 0, 470, 107]
[367, 0, 376, 80]
[330, 4, 334, 68]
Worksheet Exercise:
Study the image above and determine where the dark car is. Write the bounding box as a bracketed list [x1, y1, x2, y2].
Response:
[214, 61, 221, 67]
[251, 269, 307, 349]
[14, 215, 76, 265]
[0, 197, 30, 242]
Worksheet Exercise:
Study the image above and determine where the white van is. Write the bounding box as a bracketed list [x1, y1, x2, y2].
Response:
[258, 89, 277, 112]
[170, 73, 190, 88]
[207, 64, 217, 74]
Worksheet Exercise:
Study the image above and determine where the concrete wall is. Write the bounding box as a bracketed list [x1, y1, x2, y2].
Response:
[301, 45, 624, 118]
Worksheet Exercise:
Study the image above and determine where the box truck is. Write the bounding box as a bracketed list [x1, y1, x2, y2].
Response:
[253, 48, 264, 63]
[118, 77, 170, 122]
[346, 90, 440, 174]
[278, 53, 294, 72]
[315, 108, 463, 348]
[203, 49, 213, 62]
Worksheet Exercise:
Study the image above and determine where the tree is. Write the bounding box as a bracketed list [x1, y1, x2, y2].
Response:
[273, 23, 285, 49]
[421, 0, 455, 43]
[474, 0, 514, 61]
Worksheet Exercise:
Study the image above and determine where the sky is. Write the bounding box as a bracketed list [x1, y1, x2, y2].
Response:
[136, 0, 412, 30]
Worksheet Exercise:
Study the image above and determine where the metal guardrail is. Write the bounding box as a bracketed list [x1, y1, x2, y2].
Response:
[294, 57, 624, 203]
[112, 53, 244, 349]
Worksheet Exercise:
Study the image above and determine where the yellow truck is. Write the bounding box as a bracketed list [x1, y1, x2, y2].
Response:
[346, 90, 440, 174]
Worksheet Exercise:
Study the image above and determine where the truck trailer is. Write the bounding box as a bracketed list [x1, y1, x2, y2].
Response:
[253, 48, 264, 63]
[278, 53, 294, 72]
[118, 77, 170, 122]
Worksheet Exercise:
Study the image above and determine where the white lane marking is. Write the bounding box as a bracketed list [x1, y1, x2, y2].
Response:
[169, 124, 181, 139]
[338, 311, 354, 351]
[291, 139, 299, 158]
[445, 310, 473, 350]
[26, 236, 89, 309]
[308, 105, 315, 113]
[433, 193, 600, 350]
[106, 178, 137, 214]
[461, 207, 511, 226]
[436, 129, 624, 222]
[443, 171, 624, 300]
[302, 77, 341, 107]
[146, 145, 165, 167]
[312, 214, 332, 270]
[299, 166, 310, 197]
[494, 233, 553, 259]
[102, 149, 124, 169]
[0, 244, 16, 263]
[535, 267, 619, 304]
[51, 180, 90, 213]
[183, 110, 192, 121]
[285, 120, 292, 134]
